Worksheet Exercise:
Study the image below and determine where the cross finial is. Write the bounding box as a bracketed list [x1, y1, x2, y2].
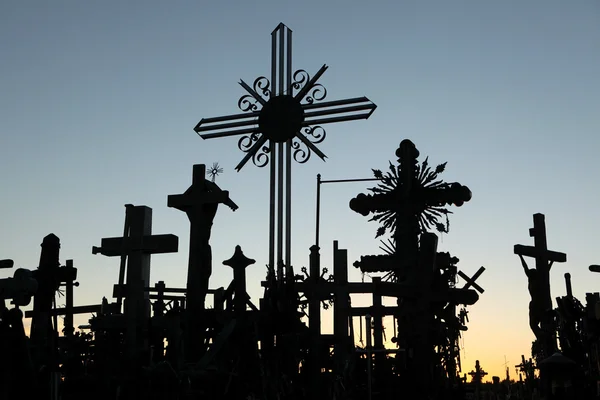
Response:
[207, 162, 224, 182]
[223, 245, 256, 270]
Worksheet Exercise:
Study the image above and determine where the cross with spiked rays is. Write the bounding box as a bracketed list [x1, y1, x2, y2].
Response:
[194, 23, 376, 280]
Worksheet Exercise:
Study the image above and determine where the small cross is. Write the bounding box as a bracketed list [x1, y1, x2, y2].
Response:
[223, 245, 255, 317]
[92, 206, 178, 359]
[457, 266, 485, 294]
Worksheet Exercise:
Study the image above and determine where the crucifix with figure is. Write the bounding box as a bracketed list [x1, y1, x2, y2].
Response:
[514, 213, 566, 359]
[167, 164, 238, 362]
[194, 23, 376, 279]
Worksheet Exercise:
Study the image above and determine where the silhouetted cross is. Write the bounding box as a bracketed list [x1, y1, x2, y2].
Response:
[350, 139, 472, 272]
[194, 23, 376, 279]
[514, 213, 566, 356]
[458, 266, 485, 294]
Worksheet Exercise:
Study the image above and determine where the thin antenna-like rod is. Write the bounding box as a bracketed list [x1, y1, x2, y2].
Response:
[279, 26, 284, 95]
[277, 141, 284, 280]
[268, 28, 277, 271]
[314, 176, 380, 248]
[285, 27, 292, 269]
[269, 143, 276, 272]
[315, 174, 321, 247]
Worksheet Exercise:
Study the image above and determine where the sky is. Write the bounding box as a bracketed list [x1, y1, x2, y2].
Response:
[1, 1, 599, 381]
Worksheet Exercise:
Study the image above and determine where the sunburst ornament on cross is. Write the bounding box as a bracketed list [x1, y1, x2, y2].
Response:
[206, 162, 223, 182]
[194, 23, 376, 280]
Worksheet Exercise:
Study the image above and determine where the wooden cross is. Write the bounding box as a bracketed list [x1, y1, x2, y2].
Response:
[223, 245, 255, 318]
[92, 205, 178, 359]
[30, 233, 61, 354]
[457, 266, 485, 294]
[167, 164, 237, 314]
[468, 360, 488, 383]
[168, 164, 237, 362]
[194, 23, 376, 281]
[514, 213, 566, 357]
[292, 237, 479, 392]
[57, 259, 77, 337]
[564, 272, 573, 298]
[515, 354, 535, 387]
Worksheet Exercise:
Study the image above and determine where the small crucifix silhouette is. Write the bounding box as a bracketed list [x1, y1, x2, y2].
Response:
[514, 213, 566, 356]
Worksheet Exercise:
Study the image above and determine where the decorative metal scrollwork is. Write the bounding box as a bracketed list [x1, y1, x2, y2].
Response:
[291, 138, 311, 164]
[237, 133, 271, 168]
[253, 76, 271, 100]
[290, 126, 328, 164]
[238, 95, 259, 112]
[302, 125, 326, 144]
[295, 266, 334, 316]
[305, 84, 327, 104]
[292, 69, 310, 92]
[253, 144, 271, 168]
[291, 69, 328, 104]
[238, 132, 260, 152]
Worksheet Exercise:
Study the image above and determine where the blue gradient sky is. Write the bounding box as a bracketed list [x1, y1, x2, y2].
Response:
[2, 1, 599, 379]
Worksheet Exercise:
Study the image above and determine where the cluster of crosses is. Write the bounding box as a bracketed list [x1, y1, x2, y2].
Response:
[1, 23, 487, 400]
[512, 213, 600, 399]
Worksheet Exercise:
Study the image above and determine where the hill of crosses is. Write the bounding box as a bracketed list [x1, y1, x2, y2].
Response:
[2, 23, 599, 400]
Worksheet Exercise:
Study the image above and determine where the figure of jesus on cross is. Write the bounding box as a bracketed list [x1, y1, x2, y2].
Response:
[514, 213, 566, 358]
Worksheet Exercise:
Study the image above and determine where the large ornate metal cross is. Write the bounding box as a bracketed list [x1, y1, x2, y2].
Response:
[350, 139, 472, 278]
[194, 23, 376, 279]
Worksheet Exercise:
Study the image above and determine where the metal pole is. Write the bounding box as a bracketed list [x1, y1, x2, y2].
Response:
[65, 259, 74, 338]
[320, 177, 380, 184]
[275, 25, 284, 280]
[268, 28, 277, 272]
[285, 27, 292, 270]
[315, 174, 321, 247]
[116, 204, 133, 312]
[277, 143, 284, 280]
[366, 314, 373, 400]
[278, 27, 284, 97]
[314, 175, 378, 248]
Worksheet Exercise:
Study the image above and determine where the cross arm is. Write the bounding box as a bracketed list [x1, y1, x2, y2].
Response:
[442, 288, 479, 305]
[168, 190, 237, 211]
[25, 304, 102, 318]
[349, 305, 398, 317]
[457, 267, 485, 294]
[294, 281, 478, 304]
[301, 112, 375, 127]
[92, 234, 179, 257]
[194, 110, 260, 140]
[514, 244, 566, 263]
[302, 96, 377, 126]
[204, 181, 239, 211]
